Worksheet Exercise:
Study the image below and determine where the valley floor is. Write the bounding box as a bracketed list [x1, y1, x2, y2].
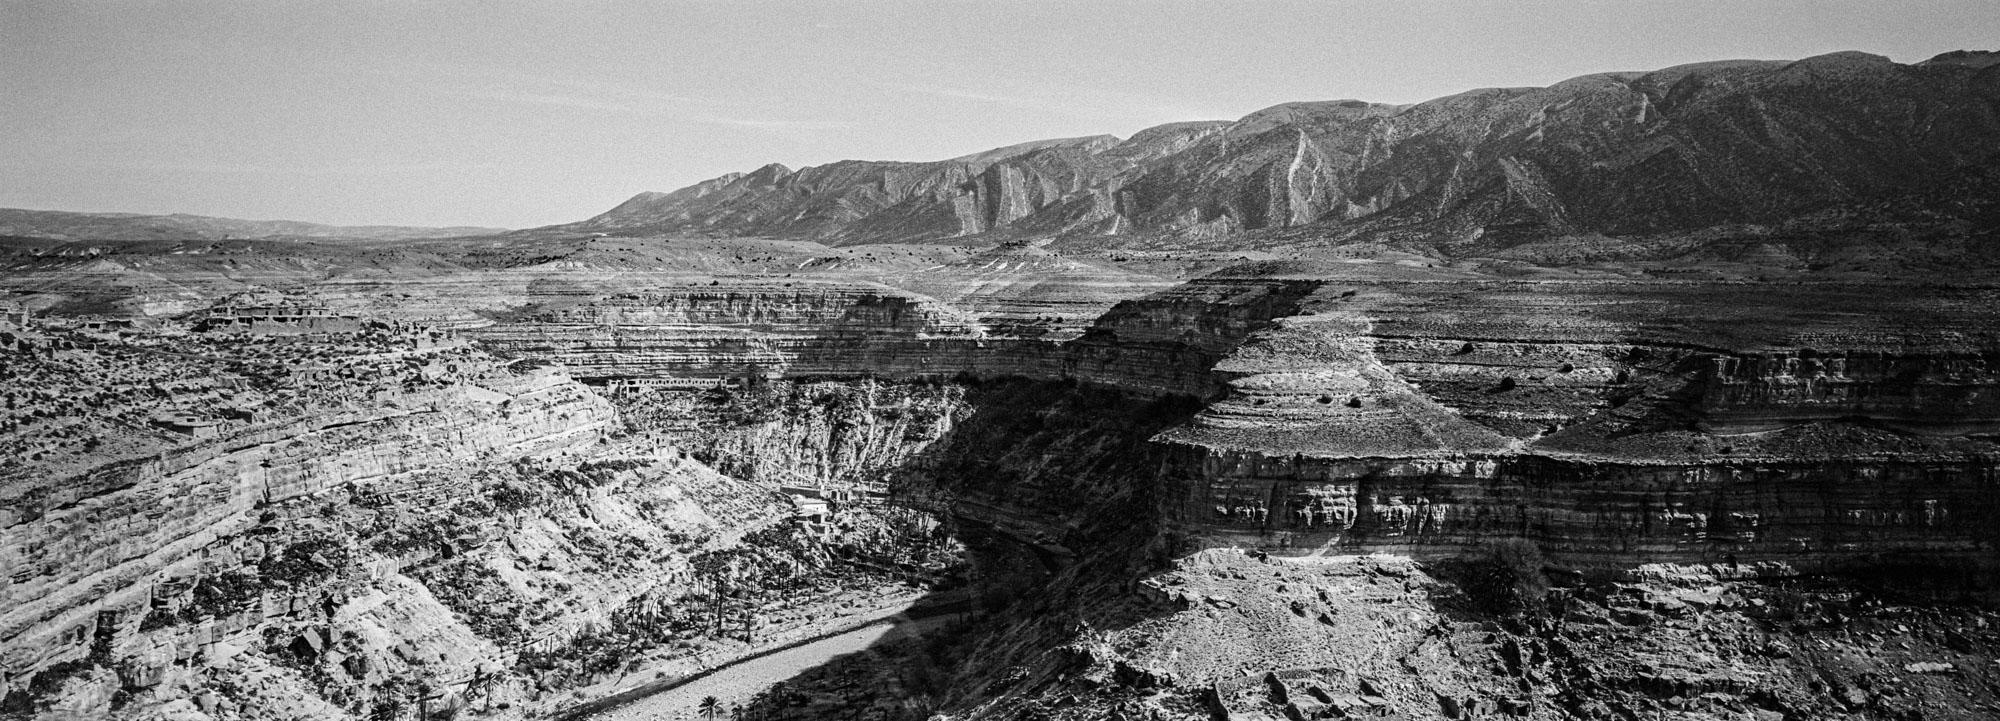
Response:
[589, 599, 957, 721]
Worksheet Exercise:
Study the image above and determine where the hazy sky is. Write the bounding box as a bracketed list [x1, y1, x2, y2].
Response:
[4, 1, 1997, 229]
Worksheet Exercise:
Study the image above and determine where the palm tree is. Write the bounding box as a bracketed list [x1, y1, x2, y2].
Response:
[462, 665, 503, 713]
[698, 695, 723, 720]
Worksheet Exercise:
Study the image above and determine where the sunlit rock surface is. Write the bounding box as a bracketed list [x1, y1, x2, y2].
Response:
[3, 46, 2000, 721]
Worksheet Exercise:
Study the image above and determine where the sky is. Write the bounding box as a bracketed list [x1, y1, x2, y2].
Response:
[3, 1, 1998, 229]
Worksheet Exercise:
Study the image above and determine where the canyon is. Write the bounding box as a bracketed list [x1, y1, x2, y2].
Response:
[1, 49, 1999, 721]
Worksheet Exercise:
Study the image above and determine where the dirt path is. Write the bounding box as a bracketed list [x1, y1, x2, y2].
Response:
[586, 610, 955, 720]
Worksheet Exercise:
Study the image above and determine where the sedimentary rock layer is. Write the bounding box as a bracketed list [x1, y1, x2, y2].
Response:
[469, 277, 1319, 398]
[0, 370, 611, 684]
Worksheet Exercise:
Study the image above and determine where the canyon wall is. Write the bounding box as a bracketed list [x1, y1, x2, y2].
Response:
[1181, 449, 2000, 568]
[468, 278, 1320, 400]
[535, 273, 2000, 578]
[1, 370, 610, 663]
[1699, 350, 2000, 434]
[1159, 280, 2000, 567]
[0, 368, 630, 714]
[6, 258, 1998, 718]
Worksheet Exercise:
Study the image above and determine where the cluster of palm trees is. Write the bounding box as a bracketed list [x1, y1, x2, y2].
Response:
[695, 695, 744, 720]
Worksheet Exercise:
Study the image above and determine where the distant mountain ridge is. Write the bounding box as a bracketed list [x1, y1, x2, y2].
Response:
[547, 50, 2000, 255]
[0, 208, 506, 242]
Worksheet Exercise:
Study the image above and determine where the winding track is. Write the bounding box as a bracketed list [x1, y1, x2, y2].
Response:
[582, 607, 960, 720]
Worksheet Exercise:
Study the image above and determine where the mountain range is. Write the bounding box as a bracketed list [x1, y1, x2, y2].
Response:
[8, 49, 1997, 266]
[542, 49, 2000, 260]
[0, 208, 506, 242]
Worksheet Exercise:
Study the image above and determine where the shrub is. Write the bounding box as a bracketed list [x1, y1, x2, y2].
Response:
[1454, 538, 1550, 617]
[186, 572, 265, 620]
[258, 538, 351, 587]
[488, 480, 545, 513]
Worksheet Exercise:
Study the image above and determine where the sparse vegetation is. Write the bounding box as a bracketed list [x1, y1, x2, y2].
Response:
[1451, 538, 1551, 618]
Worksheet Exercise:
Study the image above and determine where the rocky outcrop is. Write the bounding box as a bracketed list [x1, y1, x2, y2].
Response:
[1179, 448, 2000, 569]
[464, 281, 993, 381]
[0, 369, 613, 708]
[1136, 274, 2000, 568]
[468, 277, 1317, 400]
[1698, 350, 2000, 434]
[449, 258, 2000, 578]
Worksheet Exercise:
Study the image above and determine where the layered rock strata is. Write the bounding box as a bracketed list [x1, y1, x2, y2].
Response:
[504, 268, 2000, 582]
[1179, 450, 1999, 567]
[469, 278, 1320, 400]
[1148, 276, 2000, 568]
[451, 262, 2000, 577]
[0, 369, 613, 705]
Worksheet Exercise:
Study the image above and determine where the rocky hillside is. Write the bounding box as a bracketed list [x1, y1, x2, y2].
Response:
[0, 318, 964, 720]
[546, 51, 2000, 259]
[3, 241, 1998, 720]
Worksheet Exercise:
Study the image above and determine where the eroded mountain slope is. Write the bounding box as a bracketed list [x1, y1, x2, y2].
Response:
[543, 51, 2000, 263]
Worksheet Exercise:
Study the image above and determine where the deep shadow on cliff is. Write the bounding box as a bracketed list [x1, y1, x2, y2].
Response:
[689, 375, 2000, 721]
[725, 534, 2000, 720]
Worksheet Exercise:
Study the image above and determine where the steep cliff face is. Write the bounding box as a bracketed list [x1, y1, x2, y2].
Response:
[639, 314, 2000, 721]
[0, 337, 962, 721]
[460, 267, 2000, 579]
[618, 376, 2000, 590]
[464, 281, 993, 381]
[461, 265, 1994, 587]
[622, 377, 1199, 574]
[1058, 279, 1322, 397]
[526, 285, 983, 333]
[612, 361, 2000, 721]
[1144, 273, 2000, 571]
[620, 379, 969, 488]
[468, 276, 1318, 398]
[1698, 351, 2000, 434]
[1180, 449, 2000, 568]
[885, 243, 1183, 327]
[0, 369, 613, 710]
